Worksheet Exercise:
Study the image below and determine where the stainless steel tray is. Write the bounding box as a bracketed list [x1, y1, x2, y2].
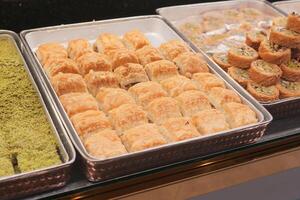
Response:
[273, 0, 300, 14]
[157, 0, 300, 119]
[0, 30, 76, 200]
[20, 15, 272, 182]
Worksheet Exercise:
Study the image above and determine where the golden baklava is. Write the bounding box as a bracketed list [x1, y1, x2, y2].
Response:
[123, 29, 150, 50]
[258, 40, 291, 65]
[67, 39, 93, 60]
[111, 48, 139, 70]
[281, 59, 300, 82]
[36, 42, 68, 65]
[227, 45, 258, 68]
[192, 72, 225, 92]
[208, 87, 241, 109]
[159, 40, 190, 61]
[269, 27, 300, 49]
[245, 30, 267, 50]
[135, 45, 163, 66]
[227, 67, 250, 88]
[212, 53, 231, 70]
[94, 33, 126, 56]
[247, 82, 279, 102]
[287, 13, 300, 33]
[43, 58, 80, 77]
[276, 79, 300, 98]
[145, 60, 179, 82]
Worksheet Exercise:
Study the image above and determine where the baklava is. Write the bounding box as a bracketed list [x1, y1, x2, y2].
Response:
[227, 45, 258, 68]
[208, 87, 241, 109]
[192, 72, 225, 92]
[258, 40, 291, 65]
[67, 39, 93, 60]
[94, 33, 125, 56]
[245, 30, 267, 50]
[145, 60, 179, 82]
[281, 59, 300, 82]
[43, 58, 80, 77]
[212, 53, 231, 70]
[227, 67, 250, 88]
[111, 48, 139, 70]
[159, 40, 190, 61]
[123, 29, 150, 50]
[287, 13, 300, 33]
[135, 45, 163, 65]
[247, 81, 279, 102]
[269, 27, 300, 49]
[36, 42, 68, 65]
[276, 79, 300, 98]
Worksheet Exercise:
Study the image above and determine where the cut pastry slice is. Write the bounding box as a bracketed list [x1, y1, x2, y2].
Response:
[176, 90, 212, 117]
[245, 30, 267, 50]
[276, 79, 300, 98]
[43, 58, 80, 77]
[160, 75, 198, 97]
[192, 72, 225, 92]
[36, 42, 68, 65]
[247, 82, 279, 102]
[281, 59, 300, 82]
[71, 110, 111, 137]
[269, 26, 300, 49]
[173, 52, 209, 78]
[212, 53, 231, 70]
[223, 102, 258, 128]
[192, 109, 229, 135]
[84, 70, 119, 96]
[67, 39, 93, 60]
[96, 88, 136, 112]
[123, 29, 150, 50]
[111, 48, 139, 70]
[135, 45, 163, 66]
[109, 103, 148, 134]
[60, 92, 99, 117]
[228, 45, 258, 68]
[50, 73, 88, 96]
[121, 123, 167, 152]
[227, 67, 250, 88]
[114, 63, 149, 89]
[146, 97, 182, 125]
[208, 87, 241, 109]
[94, 33, 126, 56]
[160, 117, 200, 142]
[145, 60, 178, 82]
[159, 40, 190, 61]
[249, 59, 282, 86]
[76, 51, 112, 75]
[287, 13, 300, 33]
[83, 129, 127, 159]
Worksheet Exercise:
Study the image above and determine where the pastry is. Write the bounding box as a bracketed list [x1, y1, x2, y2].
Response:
[67, 39, 93, 60]
[269, 27, 300, 49]
[50, 73, 88, 96]
[192, 109, 229, 135]
[114, 63, 149, 89]
[175, 90, 212, 117]
[227, 67, 250, 88]
[173, 52, 209, 78]
[159, 40, 190, 61]
[96, 88, 136, 112]
[281, 59, 300, 82]
[146, 97, 182, 124]
[135, 45, 163, 66]
[287, 13, 300, 33]
[248, 59, 282, 86]
[71, 110, 111, 137]
[111, 48, 139, 70]
[76, 51, 112, 75]
[160, 117, 200, 142]
[121, 123, 167, 152]
[222, 102, 258, 128]
[192, 72, 225, 92]
[123, 29, 150, 50]
[84, 70, 119, 96]
[94, 33, 126, 57]
[145, 60, 178, 82]
[160, 75, 198, 97]
[228, 45, 258, 68]
[258, 40, 291, 65]
[276, 79, 300, 98]
[36, 43, 68, 65]
[43, 58, 80, 77]
[212, 53, 231, 71]
[109, 103, 148, 134]
[59, 92, 99, 117]
[208, 87, 241, 109]
[247, 81, 279, 102]
[83, 129, 127, 159]
[245, 30, 267, 50]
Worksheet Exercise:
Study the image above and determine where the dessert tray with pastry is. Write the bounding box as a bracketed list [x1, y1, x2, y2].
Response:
[21, 15, 271, 182]
[274, 0, 300, 14]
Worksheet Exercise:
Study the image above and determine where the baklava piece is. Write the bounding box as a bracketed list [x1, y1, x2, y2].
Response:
[247, 82, 279, 102]
[227, 67, 250, 88]
[123, 29, 150, 50]
[43, 58, 80, 77]
[145, 60, 179, 82]
[245, 30, 267, 50]
[135, 45, 163, 66]
[67, 39, 93, 60]
[212, 53, 231, 71]
[269, 27, 300, 49]
[111, 48, 139, 70]
[192, 72, 225, 92]
[94, 33, 126, 56]
[208, 87, 241, 109]
[36, 42, 68, 65]
[159, 40, 190, 61]
[281, 59, 300, 82]
[228, 45, 258, 68]
[258, 40, 291, 65]
[287, 13, 300, 33]
[276, 80, 300, 98]
[114, 63, 149, 89]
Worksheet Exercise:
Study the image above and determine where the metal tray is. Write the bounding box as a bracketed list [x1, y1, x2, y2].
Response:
[0, 30, 76, 200]
[20, 15, 272, 182]
[157, 0, 300, 119]
[273, 0, 300, 14]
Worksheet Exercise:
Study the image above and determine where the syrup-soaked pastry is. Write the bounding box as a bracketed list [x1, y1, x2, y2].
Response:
[94, 33, 126, 56]
[228, 45, 258, 68]
[114, 63, 149, 89]
[276, 79, 300, 98]
[222, 102, 258, 128]
[212, 53, 231, 71]
[108, 103, 148, 134]
[192, 109, 230, 135]
[43, 58, 80, 77]
[245, 30, 267, 50]
[175, 90, 212, 117]
[121, 123, 167, 152]
[36, 42, 68, 65]
[111, 48, 139, 70]
[146, 97, 182, 125]
[269, 27, 300, 49]
[258, 40, 291, 65]
[281, 59, 300, 82]
[83, 129, 127, 159]
[135, 45, 163, 66]
[160, 117, 200, 142]
[159, 40, 190, 61]
[71, 110, 111, 137]
[287, 13, 300, 33]
[96, 88, 135, 112]
[247, 81, 279, 102]
[227, 67, 250, 88]
[128, 81, 168, 106]
[76, 51, 112, 75]
[67, 39, 93, 60]
[249, 59, 282, 86]
[272, 17, 287, 27]
[160, 75, 198, 97]
[59, 92, 98, 117]
[84, 70, 119, 96]
[208, 87, 241, 109]
[173, 52, 209, 78]
[145, 60, 179, 82]
[123, 29, 151, 50]
[50, 73, 88, 96]
[192, 72, 225, 92]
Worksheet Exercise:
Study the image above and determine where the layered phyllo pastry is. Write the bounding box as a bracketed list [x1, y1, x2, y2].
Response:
[281, 59, 300, 82]
[287, 13, 300, 33]
[258, 40, 291, 65]
[94, 33, 126, 56]
[36, 42, 68, 65]
[212, 53, 231, 70]
[145, 60, 179, 82]
[247, 81, 279, 102]
[228, 45, 258, 68]
[111, 48, 139, 70]
[276, 79, 300, 98]
[43, 58, 80, 77]
[227, 67, 250, 88]
[159, 40, 190, 61]
[269, 27, 300, 49]
[192, 72, 225, 92]
[123, 29, 151, 50]
[208, 87, 241, 109]
[245, 30, 267, 50]
[67, 39, 93, 60]
[135, 45, 163, 65]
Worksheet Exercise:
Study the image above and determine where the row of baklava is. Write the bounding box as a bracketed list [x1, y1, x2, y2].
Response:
[35, 30, 257, 159]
